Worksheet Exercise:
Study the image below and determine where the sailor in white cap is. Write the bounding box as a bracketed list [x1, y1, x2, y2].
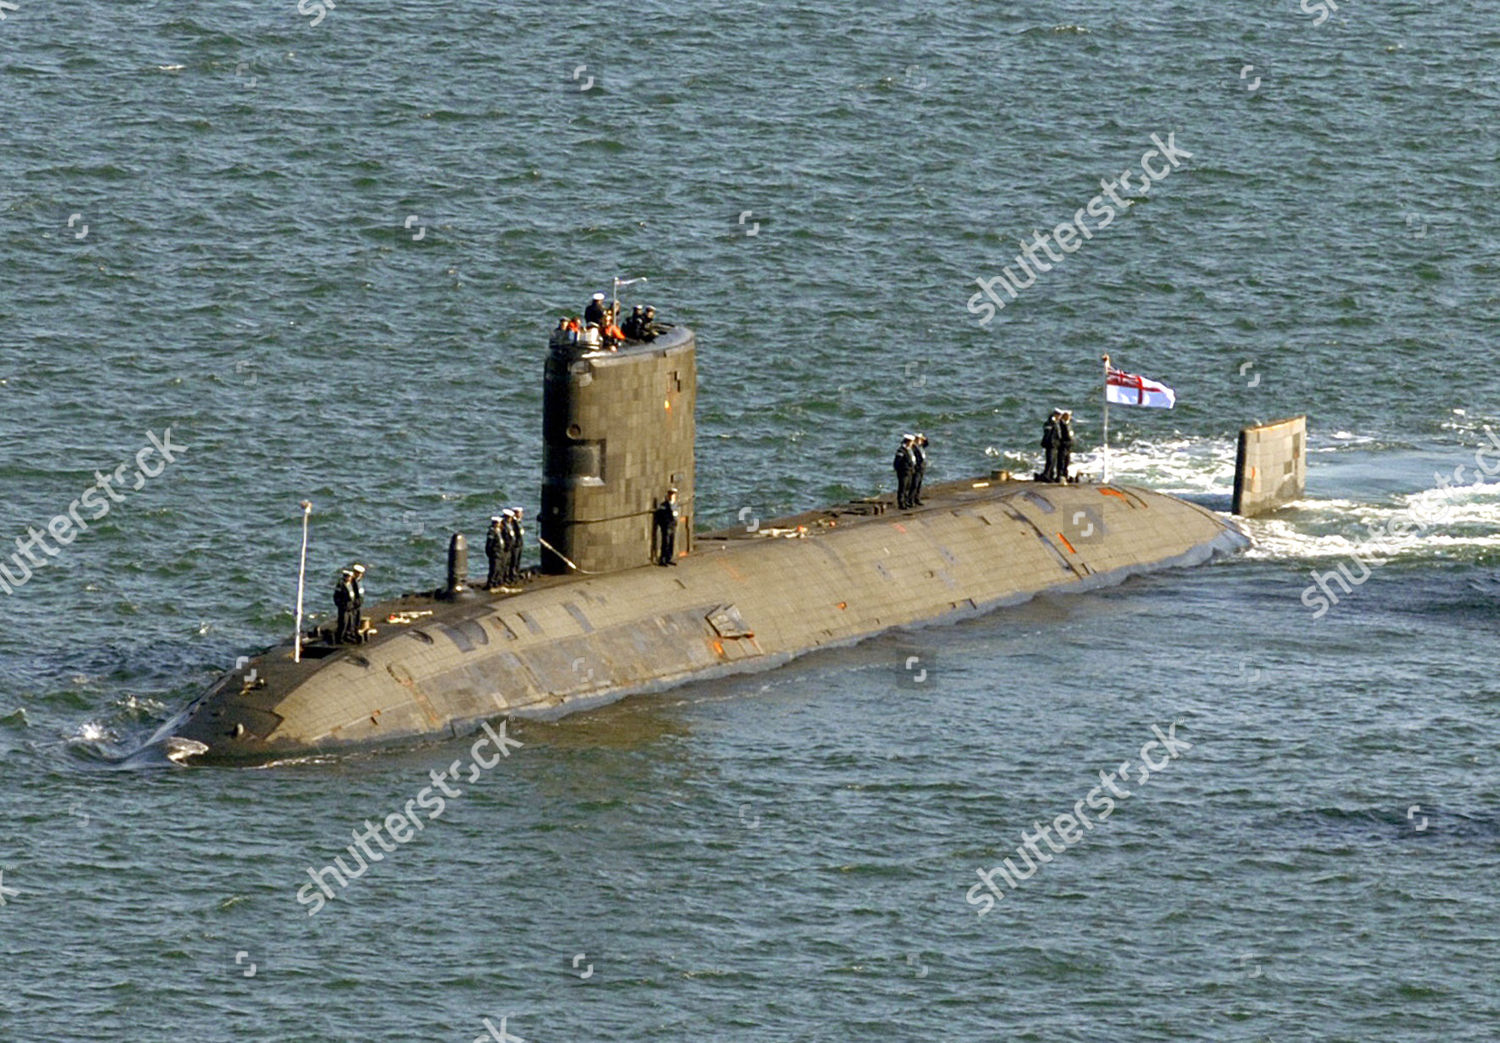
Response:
[485, 515, 508, 589]
[503, 508, 525, 584]
[912, 433, 929, 506]
[347, 563, 367, 643]
[584, 292, 608, 328]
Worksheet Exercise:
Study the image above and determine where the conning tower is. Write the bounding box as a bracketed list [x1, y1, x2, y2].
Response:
[540, 326, 696, 575]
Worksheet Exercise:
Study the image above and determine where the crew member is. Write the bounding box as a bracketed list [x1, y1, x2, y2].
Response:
[485, 515, 507, 589]
[584, 292, 608, 328]
[1056, 410, 1075, 483]
[1041, 410, 1060, 482]
[505, 509, 525, 584]
[641, 305, 660, 340]
[602, 312, 627, 350]
[654, 487, 680, 565]
[893, 434, 916, 509]
[912, 433, 929, 506]
[333, 569, 354, 643]
[622, 305, 645, 340]
[348, 563, 367, 643]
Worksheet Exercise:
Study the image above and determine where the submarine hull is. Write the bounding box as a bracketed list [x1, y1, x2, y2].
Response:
[169, 478, 1247, 764]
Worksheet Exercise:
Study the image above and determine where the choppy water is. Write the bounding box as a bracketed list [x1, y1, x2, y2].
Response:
[2, 1, 1498, 1039]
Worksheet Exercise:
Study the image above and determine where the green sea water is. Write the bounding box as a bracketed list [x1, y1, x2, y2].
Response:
[1, 1, 1497, 1038]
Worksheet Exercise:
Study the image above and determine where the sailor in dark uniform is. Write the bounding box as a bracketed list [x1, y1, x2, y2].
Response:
[348, 563, 366, 643]
[584, 292, 608, 328]
[623, 305, 645, 340]
[1041, 410, 1060, 482]
[641, 305, 660, 340]
[1057, 410, 1075, 483]
[893, 434, 916, 508]
[505, 508, 525, 583]
[333, 569, 353, 643]
[485, 515, 507, 589]
[654, 487, 680, 565]
[912, 433, 929, 505]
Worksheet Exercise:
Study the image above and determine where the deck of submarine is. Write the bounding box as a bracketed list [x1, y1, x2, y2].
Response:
[242, 471, 1210, 688]
[252, 476, 1025, 664]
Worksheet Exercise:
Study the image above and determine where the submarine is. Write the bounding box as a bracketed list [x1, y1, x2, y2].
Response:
[162, 320, 1250, 764]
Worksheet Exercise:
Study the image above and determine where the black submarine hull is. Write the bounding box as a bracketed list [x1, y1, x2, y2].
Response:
[167, 477, 1247, 764]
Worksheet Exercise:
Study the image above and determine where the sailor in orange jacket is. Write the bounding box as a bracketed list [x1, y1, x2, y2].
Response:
[603, 317, 627, 349]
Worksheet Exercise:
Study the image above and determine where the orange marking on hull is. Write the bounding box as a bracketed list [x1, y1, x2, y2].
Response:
[836, 601, 847, 610]
[1056, 532, 1078, 554]
[1100, 488, 1129, 500]
[891, 523, 908, 533]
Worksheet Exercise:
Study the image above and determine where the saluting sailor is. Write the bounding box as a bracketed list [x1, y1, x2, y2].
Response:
[333, 569, 354, 643]
[893, 434, 917, 509]
[347, 563, 366, 643]
[485, 515, 507, 589]
[1041, 410, 1060, 483]
[1056, 410, 1075, 483]
[912, 433, 929, 506]
[505, 509, 525, 584]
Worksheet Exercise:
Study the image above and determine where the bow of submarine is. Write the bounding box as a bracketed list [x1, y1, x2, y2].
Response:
[167, 642, 314, 763]
[164, 588, 531, 764]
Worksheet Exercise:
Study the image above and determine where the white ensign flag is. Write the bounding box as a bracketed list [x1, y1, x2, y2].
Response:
[1106, 368, 1176, 409]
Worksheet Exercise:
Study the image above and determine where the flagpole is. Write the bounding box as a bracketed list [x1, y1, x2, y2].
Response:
[612, 275, 648, 320]
[1101, 354, 1111, 484]
[293, 500, 311, 663]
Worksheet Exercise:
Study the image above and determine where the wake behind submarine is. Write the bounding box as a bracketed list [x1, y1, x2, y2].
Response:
[163, 313, 1255, 765]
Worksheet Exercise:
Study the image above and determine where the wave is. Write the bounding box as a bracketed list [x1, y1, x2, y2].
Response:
[63, 693, 175, 763]
[1246, 478, 1500, 563]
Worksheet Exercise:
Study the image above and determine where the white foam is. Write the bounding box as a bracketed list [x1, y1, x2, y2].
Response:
[1071, 436, 1239, 498]
[165, 737, 209, 763]
[1245, 477, 1500, 562]
[1437, 411, 1500, 439]
[75, 721, 111, 744]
